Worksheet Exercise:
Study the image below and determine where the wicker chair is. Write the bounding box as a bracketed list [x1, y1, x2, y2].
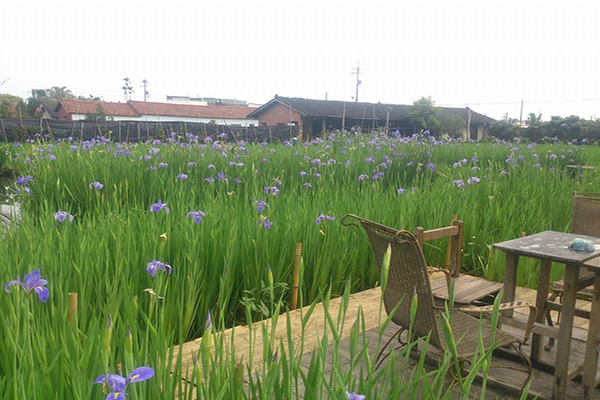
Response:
[545, 192, 600, 350]
[342, 214, 537, 390]
[413, 218, 503, 304]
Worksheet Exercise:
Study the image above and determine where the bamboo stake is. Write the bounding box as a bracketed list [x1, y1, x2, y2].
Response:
[291, 243, 302, 310]
[68, 292, 78, 326]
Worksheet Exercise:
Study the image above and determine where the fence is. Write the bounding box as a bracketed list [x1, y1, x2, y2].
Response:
[0, 119, 298, 143]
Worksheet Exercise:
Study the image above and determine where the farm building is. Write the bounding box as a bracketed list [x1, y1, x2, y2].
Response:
[55, 99, 259, 126]
[247, 96, 495, 141]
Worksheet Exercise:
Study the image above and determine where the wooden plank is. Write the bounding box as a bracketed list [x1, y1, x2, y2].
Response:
[554, 264, 580, 399]
[502, 253, 519, 317]
[532, 259, 552, 362]
[421, 226, 459, 242]
[582, 273, 600, 399]
[170, 287, 384, 376]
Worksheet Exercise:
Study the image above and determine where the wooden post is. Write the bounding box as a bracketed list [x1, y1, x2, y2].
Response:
[445, 215, 458, 271]
[531, 258, 552, 362]
[0, 119, 7, 142]
[582, 272, 600, 399]
[118, 121, 122, 142]
[137, 123, 141, 142]
[68, 292, 78, 326]
[291, 243, 302, 310]
[501, 253, 519, 317]
[146, 120, 150, 141]
[80, 122, 84, 141]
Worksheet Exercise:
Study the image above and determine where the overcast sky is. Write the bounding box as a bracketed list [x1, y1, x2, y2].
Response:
[1, 0, 599, 120]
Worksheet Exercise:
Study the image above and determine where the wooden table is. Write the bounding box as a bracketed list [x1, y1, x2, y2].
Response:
[493, 231, 600, 400]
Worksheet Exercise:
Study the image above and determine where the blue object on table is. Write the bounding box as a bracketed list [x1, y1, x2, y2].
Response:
[569, 238, 596, 253]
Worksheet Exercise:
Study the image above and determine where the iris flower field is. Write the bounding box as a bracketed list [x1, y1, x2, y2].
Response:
[1, 131, 598, 399]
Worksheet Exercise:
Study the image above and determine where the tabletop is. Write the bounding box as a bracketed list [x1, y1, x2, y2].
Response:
[493, 231, 600, 265]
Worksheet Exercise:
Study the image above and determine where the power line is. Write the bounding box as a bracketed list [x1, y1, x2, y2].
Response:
[439, 98, 600, 107]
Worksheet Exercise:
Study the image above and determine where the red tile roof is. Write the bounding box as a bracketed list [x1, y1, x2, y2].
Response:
[58, 99, 140, 117]
[128, 101, 257, 119]
[57, 99, 257, 120]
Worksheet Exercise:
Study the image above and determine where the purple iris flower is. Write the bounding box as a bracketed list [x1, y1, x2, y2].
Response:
[259, 219, 272, 230]
[54, 211, 74, 223]
[357, 174, 368, 181]
[93, 366, 155, 400]
[315, 214, 335, 225]
[253, 200, 269, 212]
[397, 188, 406, 195]
[4, 269, 49, 303]
[346, 392, 366, 400]
[534, 162, 541, 168]
[453, 179, 465, 188]
[150, 199, 170, 214]
[89, 181, 104, 190]
[205, 177, 215, 183]
[471, 156, 479, 163]
[187, 210, 206, 224]
[264, 186, 280, 196]
[16, 187, 31, 195]
[364, 156, 374, 164]
[299, 171, 308, 177]
[176, 173, 188, 182]
[16, 175, 33, 185]
[303, 182, 312, 188]
[216, 172, 228, 182]
[188, 161, 197, 167]
[146, 259, 172, 277]
[233, 178, 242, 184]
[158, 162, 168, 168]
[467, 176, 480, 184]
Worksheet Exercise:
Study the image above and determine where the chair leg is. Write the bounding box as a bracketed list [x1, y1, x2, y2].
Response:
[375, 327, 405, 369]
[514, 343, 534, 392]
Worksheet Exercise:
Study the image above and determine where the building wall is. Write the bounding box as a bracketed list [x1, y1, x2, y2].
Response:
[255, 103, 303, 127]
[57, 105, 72, 120]
[70, 113, 259, 126]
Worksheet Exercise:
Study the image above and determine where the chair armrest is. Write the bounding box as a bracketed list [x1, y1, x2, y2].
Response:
[426, 266, 452, 292]
[456, 301, 538, 344]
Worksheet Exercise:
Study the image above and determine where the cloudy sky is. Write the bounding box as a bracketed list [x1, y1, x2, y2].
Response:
[1, 0, 599, 120]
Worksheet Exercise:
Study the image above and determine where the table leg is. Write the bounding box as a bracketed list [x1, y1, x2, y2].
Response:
[582, 272, 600, 399]
[501, 253, 518, 317]
[553, 264, 579, 400]
[531, 259, 552, 362]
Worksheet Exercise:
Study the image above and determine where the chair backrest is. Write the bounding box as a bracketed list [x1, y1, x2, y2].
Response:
[413, 219, 464, 277]
[341, 214, 442, 347]
[571, 192, 600, 237]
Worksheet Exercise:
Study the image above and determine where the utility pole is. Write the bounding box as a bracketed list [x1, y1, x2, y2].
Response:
[519, 99, 524, 124]
[351, 61, 362, 102]
[142, 79, 149, 101]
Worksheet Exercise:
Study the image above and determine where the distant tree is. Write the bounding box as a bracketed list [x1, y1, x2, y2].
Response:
[488, 114, 521, 140]
[409, 97, 441, 133]
[26, 86, 102, 118]
[0, 94, 28, 119]
[522, 113, 544, 141]
[437, 111, 466, 138]
[122, 78, 134, 101]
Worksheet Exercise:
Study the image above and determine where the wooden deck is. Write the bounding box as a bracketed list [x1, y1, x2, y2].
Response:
[171, 276, 600, 399]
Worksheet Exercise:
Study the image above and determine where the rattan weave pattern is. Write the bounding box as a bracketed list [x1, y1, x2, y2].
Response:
[571, 193, 600, 237]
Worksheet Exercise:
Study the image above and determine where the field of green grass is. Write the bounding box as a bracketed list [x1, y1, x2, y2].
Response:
[1, 132, 599, 398]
